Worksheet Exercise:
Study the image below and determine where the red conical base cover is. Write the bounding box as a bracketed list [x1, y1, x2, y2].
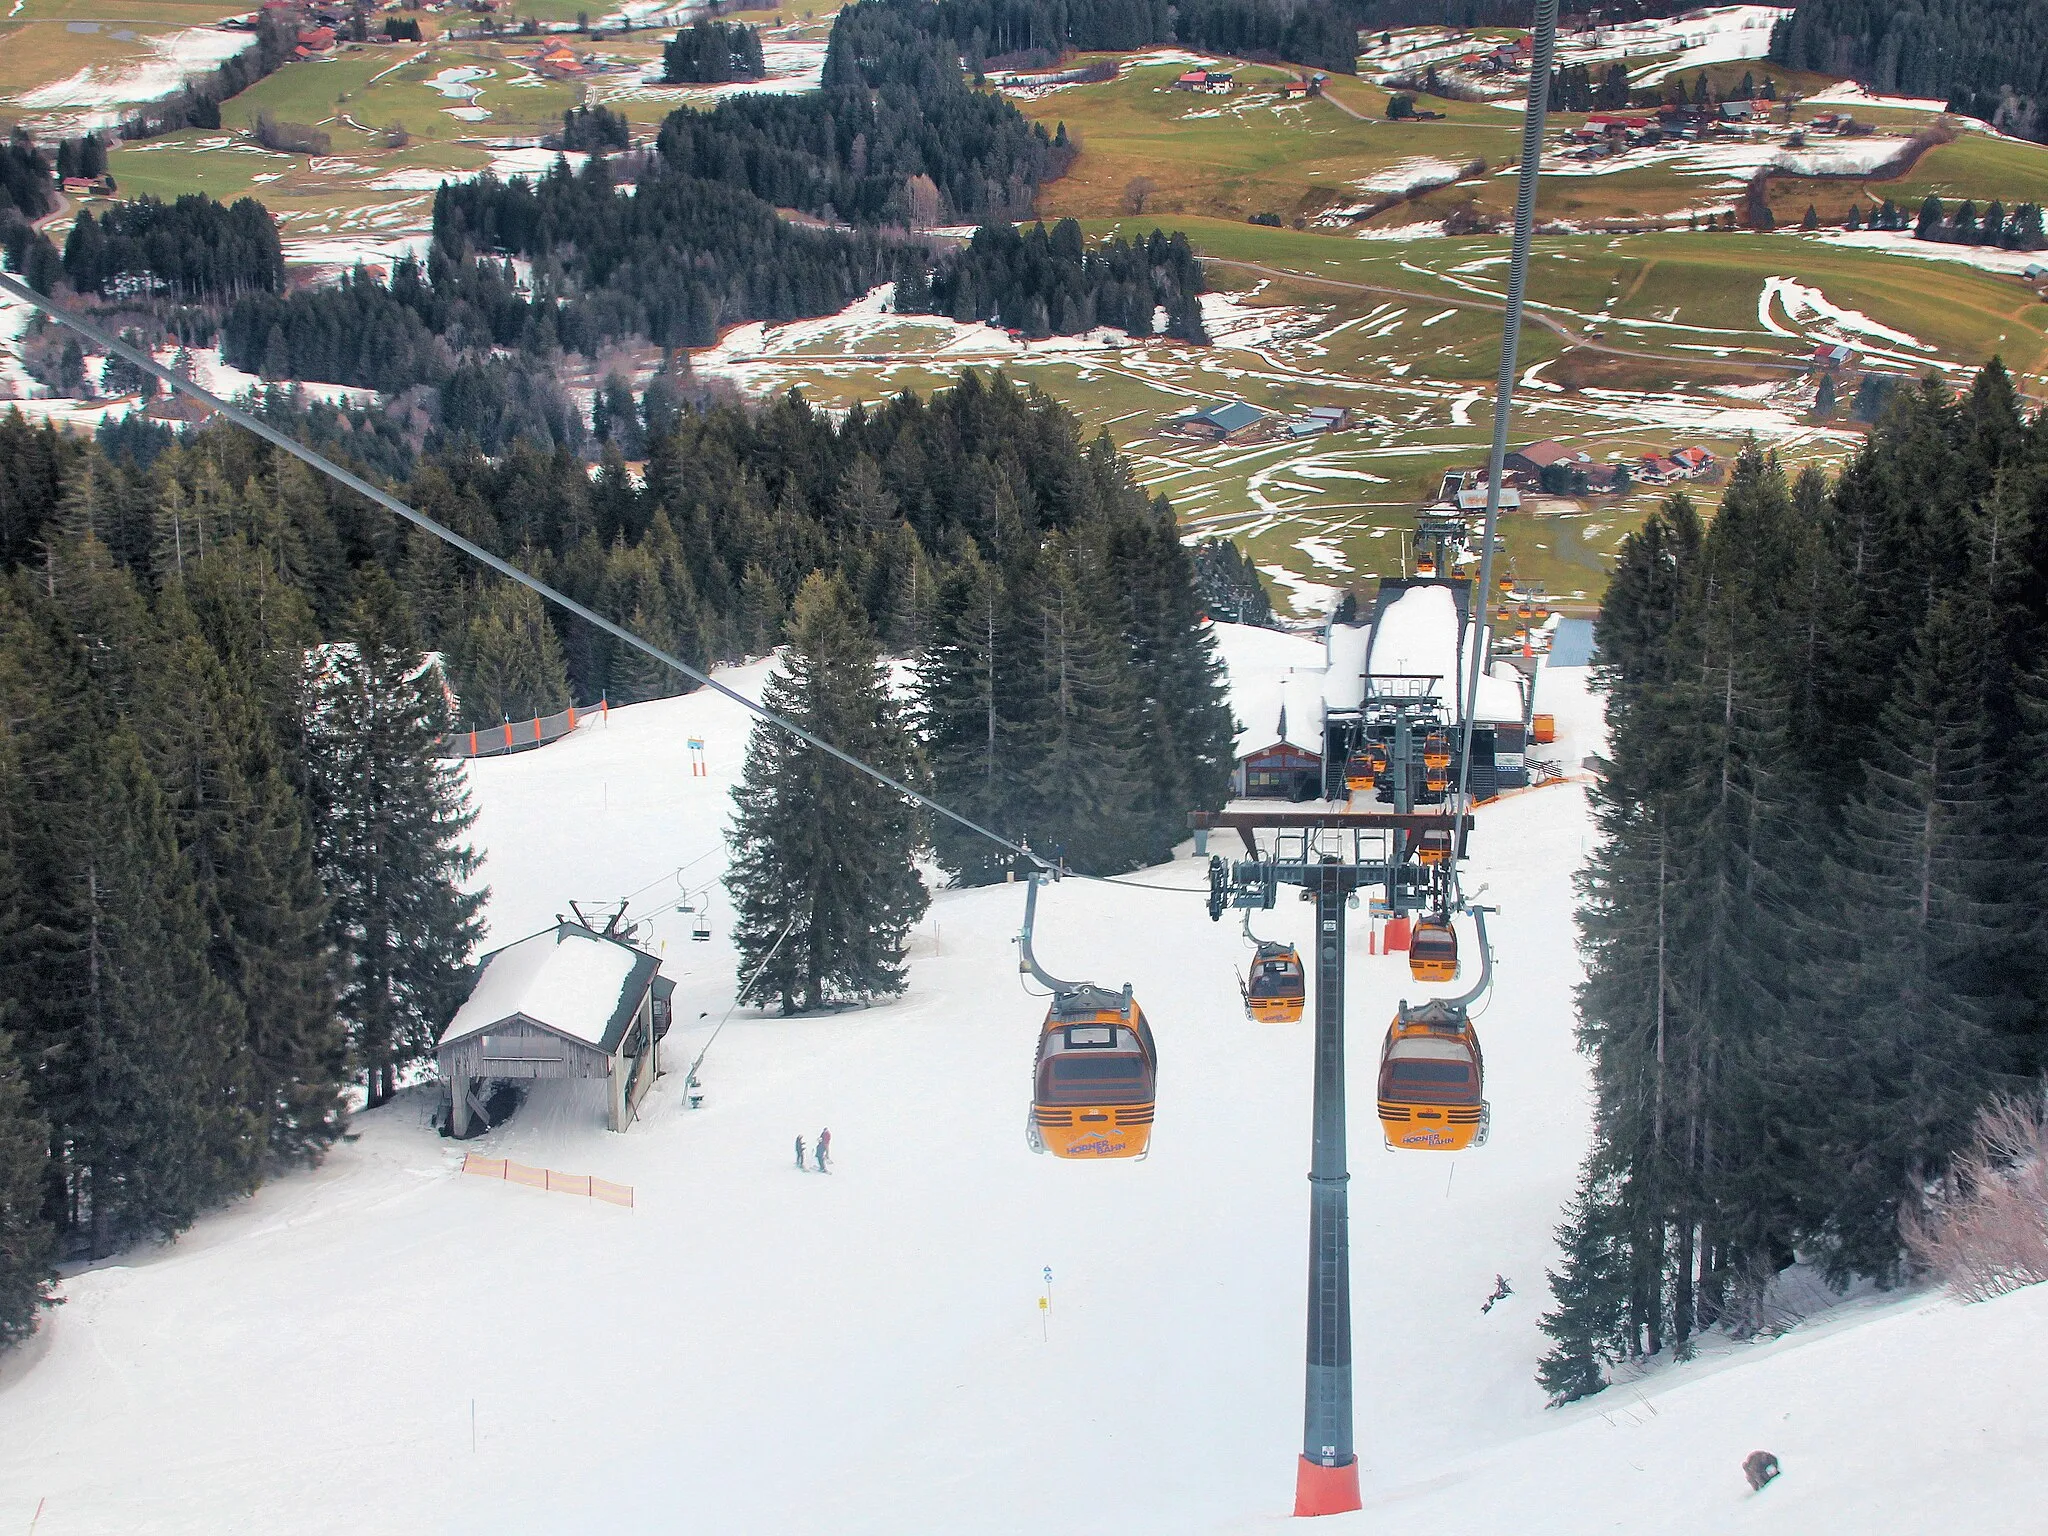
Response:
[1294, 1456, 1361, 1517]
[1383, 916, 1411, 952]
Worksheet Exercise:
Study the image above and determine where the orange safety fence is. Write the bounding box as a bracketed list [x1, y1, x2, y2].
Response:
[461, 1153, 634, 1208]
[440, 698, 609, 760]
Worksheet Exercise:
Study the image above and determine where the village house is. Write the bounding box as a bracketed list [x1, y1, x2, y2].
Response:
[532, 40, 588, 77]
[1174, 70, 1234, 93]
[1669, 445, 1714, 477]
[1812, 342, 1856, 370]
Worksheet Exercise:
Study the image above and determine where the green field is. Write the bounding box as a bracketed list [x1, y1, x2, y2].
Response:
[33, 20, 2048, 610]
[1024, 60, 1519, 225]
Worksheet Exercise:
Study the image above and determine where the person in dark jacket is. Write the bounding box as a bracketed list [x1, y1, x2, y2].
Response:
[815, 1127, 831, 1172]
[794, 1134, 806, 1170]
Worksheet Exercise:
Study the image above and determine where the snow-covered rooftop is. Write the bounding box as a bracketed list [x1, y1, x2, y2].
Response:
[440, 923, 655, 1052]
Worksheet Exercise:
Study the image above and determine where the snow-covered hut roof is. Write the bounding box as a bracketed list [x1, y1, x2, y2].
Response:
[440, 923, 660, 1055]
[1233, 669, 1325, 759]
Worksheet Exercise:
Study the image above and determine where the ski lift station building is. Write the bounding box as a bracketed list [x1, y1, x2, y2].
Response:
[1231, 579, 1536, 800]
[437, 920, 674, 1136]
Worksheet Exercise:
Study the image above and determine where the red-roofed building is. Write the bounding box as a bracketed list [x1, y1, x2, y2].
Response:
[296, 24, 335, 48]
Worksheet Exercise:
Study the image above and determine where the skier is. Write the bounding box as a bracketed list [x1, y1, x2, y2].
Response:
[794, 1134, 806, 1170]
[815, 1127, 831, 1172]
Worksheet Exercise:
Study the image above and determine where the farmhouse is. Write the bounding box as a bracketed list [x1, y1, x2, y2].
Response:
[1811, 342, 1856, 370]
[1669, 445, 1714, 476]
[1503, 439, 1576, 476]
[1171, 400, 1267, 442]
[532, 41, 588, 77]
[1175, 70, 1233, 93]
[437, 919, 674, 1136]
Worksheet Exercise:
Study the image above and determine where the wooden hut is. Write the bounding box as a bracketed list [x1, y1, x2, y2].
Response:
[438, 921, 671, 1136]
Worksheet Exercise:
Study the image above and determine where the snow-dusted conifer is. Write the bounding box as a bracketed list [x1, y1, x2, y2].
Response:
[726, 572, 928, 1013]
[308, 572, 485, 1107]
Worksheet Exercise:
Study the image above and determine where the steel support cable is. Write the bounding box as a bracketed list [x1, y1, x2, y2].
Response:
[1450, 0, 1559, 913]
[0, 271, 1052, 873]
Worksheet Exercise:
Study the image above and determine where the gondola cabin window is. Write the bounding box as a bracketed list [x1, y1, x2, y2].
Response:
[1380, 1038, 1477, 1100]
[1038, 1026, 1151, 1103]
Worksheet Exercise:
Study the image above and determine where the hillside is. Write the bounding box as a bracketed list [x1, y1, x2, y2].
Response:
[0, 629, 2039, 1532]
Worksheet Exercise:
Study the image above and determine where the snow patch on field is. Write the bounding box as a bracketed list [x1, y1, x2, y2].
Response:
[13, 27, 255, 120]
[1803, 81, 1951, 112]
[1760, 275, 1933, 352]
[1355, 156, 1464, 197]
[1804, 229, 2048, 276]
[615, 39, 827, 101]
[1622, 4, 1790, 87]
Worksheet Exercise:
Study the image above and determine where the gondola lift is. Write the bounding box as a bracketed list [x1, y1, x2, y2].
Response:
[1378, 909, 1494, 1152]
[1408, 914, 1459, 982]
[1239, 926, 1305, 1025]
[1018, 873, 1157, 1160]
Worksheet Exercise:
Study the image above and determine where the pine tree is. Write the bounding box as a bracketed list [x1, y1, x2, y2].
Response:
[1803, 594, 2011, 1278]
[1014, 535, 1148, 870]
[0, 1026, 53, 1346]
[149, 585, 343, 1165]
[454, 581, 572, 724]
[738, 560, 787, 658]
[1536, 1163, 1636, 1404]
[308, 572, 485, 1107]
[725, 572, 928, 1013]
[919, 542, 1028, 883]
[0, 686, 53, 1343]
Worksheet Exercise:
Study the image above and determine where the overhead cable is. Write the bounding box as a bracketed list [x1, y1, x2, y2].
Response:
[0, 270, 1052, 872]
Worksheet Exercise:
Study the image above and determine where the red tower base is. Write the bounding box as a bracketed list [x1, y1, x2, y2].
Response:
[1294, 1457, 1361, 1517]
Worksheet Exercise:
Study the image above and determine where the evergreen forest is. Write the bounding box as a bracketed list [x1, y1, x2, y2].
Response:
[0, 364, 1235, 1343]
[1770, 0, 2048, 141]
[1539, 364, 2048, 1402]
[663, 19, 766, 83]
[907, 220, 1208, 341]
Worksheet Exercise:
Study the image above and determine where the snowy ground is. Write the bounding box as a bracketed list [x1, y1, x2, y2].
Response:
[0, 627, 2040, 1531]
[9, 27, 256, 134]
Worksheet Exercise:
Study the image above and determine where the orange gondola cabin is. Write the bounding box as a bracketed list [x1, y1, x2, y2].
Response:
[1244, 940, 1306, 1024]
[1408, 918, 1459, 983]
[1376, 1001, 1489, 1151]
[1029, 985, 1157, 1159]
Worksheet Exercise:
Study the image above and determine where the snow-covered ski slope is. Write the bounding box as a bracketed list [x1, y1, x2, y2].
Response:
[1, 628, 2043, 1533]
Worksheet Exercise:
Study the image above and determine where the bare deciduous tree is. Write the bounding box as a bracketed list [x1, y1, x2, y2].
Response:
[1124, 176, 1158, 215]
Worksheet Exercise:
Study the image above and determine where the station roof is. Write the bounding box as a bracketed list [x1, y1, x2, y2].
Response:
[440, 923, 659, 1055]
